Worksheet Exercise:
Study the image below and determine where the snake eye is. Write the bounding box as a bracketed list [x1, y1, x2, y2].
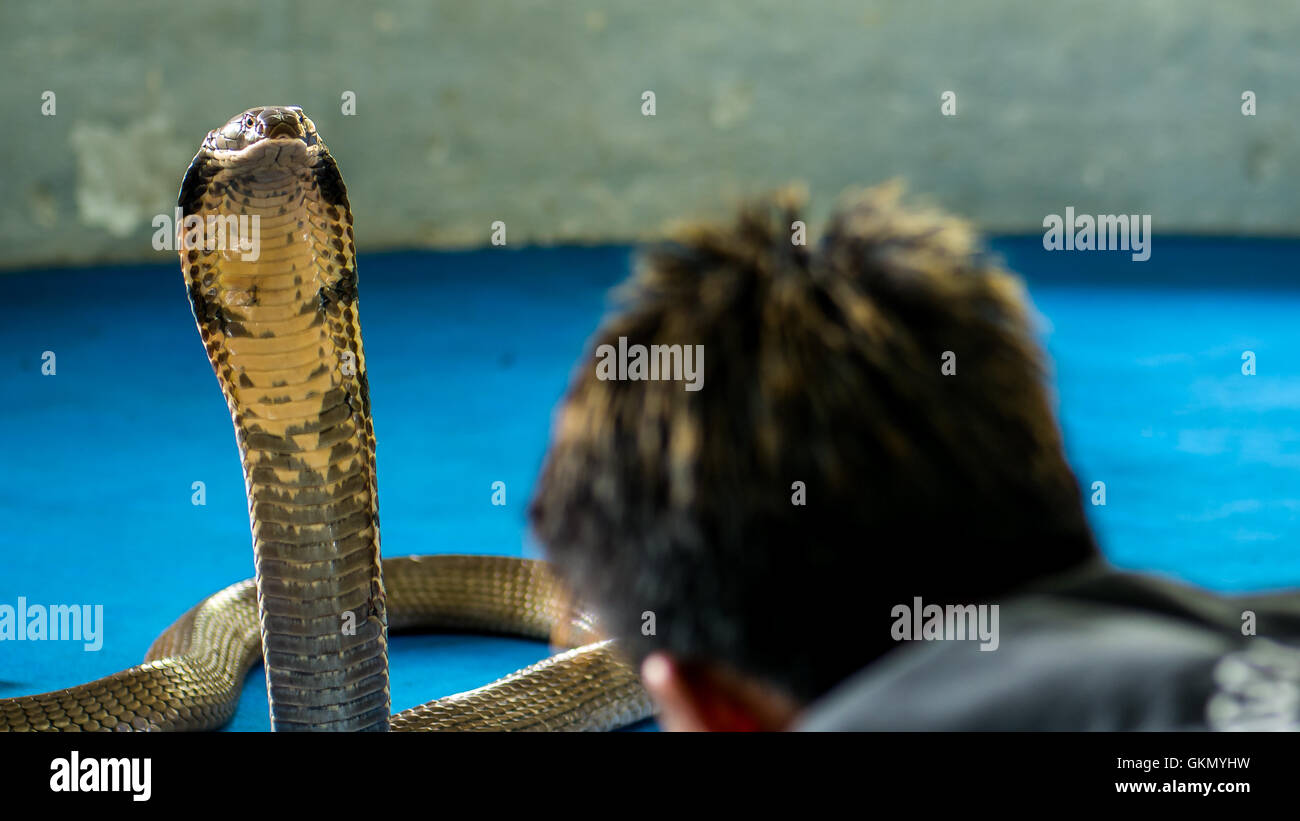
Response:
[244, 115, 256, 129]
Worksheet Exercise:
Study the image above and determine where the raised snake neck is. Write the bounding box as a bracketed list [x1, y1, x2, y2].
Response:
[179, 105, 388, 731]
[0, 107, 652, 732]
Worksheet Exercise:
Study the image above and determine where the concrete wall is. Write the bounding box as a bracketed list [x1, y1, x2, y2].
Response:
[2, 0, 1297, 269]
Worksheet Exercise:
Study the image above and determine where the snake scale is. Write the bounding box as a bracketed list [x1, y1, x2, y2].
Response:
[0, 106, 652, 732]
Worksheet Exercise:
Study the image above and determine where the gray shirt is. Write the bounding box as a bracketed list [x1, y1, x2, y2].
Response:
[797, 563, 1300, 731]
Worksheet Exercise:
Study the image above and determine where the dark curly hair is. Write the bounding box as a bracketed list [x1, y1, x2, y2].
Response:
[529, 183, 1097, 703]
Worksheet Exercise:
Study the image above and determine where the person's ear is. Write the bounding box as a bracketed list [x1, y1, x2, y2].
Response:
[640, 652, 767, 732]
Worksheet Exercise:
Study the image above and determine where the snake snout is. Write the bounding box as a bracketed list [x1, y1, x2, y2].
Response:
[207, 106, 319, 156]
[260, 109, 306, 140]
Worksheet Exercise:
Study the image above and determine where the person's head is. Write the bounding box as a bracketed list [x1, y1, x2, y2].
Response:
[529, 183, 1097, 731]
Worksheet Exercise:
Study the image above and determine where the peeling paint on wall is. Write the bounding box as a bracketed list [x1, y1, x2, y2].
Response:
[68, 114, 190, 238]
[2, 0, 1298, 270]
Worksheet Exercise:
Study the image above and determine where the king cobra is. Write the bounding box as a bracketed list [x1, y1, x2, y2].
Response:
[0, 106, 652, 732]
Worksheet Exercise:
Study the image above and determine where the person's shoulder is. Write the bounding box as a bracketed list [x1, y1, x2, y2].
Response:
[796, 564, 1300, 731]
[1047, 562, 1300, 638]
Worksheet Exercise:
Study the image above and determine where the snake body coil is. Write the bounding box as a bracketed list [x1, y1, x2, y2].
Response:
[0, 107, 652, 732]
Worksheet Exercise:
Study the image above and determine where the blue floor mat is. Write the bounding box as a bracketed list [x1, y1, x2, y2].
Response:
[2, 239, 1297, 730]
